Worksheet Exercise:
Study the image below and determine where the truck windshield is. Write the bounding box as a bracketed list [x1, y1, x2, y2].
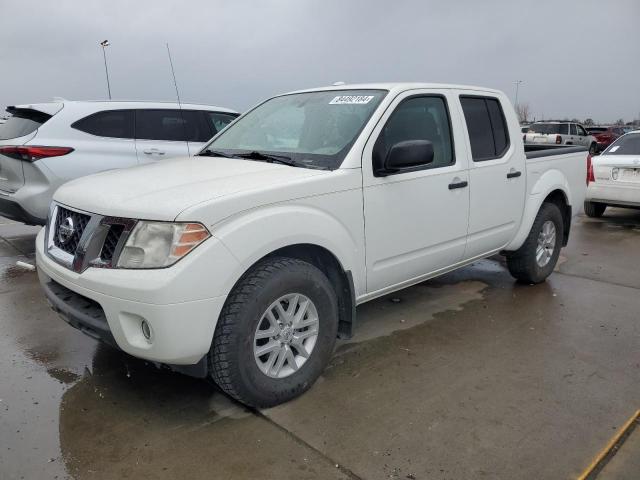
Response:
[604, 133, 640, 155]
[529, 123, 566, 134]
[201, 89, 387, 170]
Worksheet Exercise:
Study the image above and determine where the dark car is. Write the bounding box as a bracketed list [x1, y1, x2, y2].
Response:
[586, 126, 625, 152]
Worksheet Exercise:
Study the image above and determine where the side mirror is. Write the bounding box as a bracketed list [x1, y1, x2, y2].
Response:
[377, 140, 434, 176]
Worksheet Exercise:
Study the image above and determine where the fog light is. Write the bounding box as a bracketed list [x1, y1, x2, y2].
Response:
[141, 320, 152, 341]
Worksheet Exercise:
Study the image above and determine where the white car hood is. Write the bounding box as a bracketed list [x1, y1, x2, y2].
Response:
[54, 156, 330, 221]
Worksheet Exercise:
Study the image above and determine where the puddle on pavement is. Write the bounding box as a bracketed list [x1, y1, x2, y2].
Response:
[342, 279, 488, 347]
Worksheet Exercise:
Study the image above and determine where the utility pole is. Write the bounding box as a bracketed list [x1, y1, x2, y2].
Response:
[514, 80, 524, 106]
[100, 40, 112, 99]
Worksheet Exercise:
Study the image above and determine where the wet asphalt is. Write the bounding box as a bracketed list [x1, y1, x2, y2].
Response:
[0, 209, 638, 480]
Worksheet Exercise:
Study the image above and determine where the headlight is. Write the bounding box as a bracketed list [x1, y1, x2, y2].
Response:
[117, 221, 210, 269]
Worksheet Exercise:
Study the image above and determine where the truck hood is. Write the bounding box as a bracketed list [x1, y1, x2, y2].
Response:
[54, 156, 331, 221]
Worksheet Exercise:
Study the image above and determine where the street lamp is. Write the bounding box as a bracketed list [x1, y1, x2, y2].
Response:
[99, 40, 112, 99]
[514, 80, 524, 106]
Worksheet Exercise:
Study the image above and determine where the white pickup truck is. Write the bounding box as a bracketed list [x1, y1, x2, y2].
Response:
[36, 83, 589, 407]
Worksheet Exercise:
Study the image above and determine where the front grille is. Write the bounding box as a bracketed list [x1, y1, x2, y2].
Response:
[53, 207, 91, 254]
[100, 224, 125, 262]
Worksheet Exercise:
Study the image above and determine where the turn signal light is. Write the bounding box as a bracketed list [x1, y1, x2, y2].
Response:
[172, 223, 210, 257]
[0, 146, 74, 162]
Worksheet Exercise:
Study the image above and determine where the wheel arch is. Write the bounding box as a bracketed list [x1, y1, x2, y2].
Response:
[506, 169, 572, 251]
[224, 243, 357, 340]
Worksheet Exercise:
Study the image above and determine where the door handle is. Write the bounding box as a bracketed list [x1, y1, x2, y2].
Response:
[143, 149, 165, 155]
[448, 180, 468, 190]
[507, 170, 522, 179]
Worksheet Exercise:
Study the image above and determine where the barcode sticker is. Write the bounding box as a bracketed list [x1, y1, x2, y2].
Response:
[329, 95, 374, 105]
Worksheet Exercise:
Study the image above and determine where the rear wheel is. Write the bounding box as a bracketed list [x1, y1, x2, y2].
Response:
[584, 200, 606, 218]
[209, 257, 338, 408]
[506, 202, 564, 284]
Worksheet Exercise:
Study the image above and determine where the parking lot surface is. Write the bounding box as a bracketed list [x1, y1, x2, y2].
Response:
[1, 210, 638, 479]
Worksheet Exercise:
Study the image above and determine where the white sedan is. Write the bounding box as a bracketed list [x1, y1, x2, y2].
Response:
[585, 131, 640, 217]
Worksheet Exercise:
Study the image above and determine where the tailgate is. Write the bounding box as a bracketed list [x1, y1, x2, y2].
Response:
[0, 105, 58, 193]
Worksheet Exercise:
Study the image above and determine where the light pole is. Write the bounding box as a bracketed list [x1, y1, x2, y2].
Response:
[100, 40, 112, 99]
[514, 80, 524, 107]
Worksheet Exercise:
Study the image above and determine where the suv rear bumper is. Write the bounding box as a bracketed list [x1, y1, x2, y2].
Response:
[0, 194, 47, 225]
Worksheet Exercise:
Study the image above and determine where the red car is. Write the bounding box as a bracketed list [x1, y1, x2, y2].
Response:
[586, 126, 625, 152]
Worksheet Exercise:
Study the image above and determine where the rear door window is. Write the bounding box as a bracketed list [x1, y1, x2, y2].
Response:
[71, 110, 135, 138]
[0, 109, 52, 140]
[569, 124, 577, 135]
[460, 96, 510, 161]
[136, 110, 189, 141]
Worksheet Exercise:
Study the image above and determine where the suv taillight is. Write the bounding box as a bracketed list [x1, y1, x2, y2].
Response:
[0, 146, 74, 162]
[555, 135, 562, 144]
[587, 154, 595, 185]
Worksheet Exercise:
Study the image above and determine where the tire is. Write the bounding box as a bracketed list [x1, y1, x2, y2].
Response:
[584, 200, 606, 218]
[209, 256, 339, 408]
[589, 142, 598, 155]
[506, 202, 564, 284]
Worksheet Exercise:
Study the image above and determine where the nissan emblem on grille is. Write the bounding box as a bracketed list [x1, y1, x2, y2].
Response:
[58, 217, 76, 245]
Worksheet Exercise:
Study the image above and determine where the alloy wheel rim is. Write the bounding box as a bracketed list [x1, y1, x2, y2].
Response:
[536, 220, 556, 267]
[253, 293, 319, 379]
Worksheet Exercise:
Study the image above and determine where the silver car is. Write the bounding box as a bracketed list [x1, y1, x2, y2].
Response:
[524, 121, 597, 155]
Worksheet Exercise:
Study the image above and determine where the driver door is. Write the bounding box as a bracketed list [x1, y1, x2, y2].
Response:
[362, 91, 470, 295]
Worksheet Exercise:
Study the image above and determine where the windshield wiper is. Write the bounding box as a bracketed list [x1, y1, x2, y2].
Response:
[197, 149, 238, 158]
[234, 151, 303, 168]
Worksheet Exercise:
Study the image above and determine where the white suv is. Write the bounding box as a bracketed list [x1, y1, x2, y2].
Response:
[0, 101, 238, 224]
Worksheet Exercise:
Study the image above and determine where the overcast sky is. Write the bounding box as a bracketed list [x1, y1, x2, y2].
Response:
[1, 0, 638, 123]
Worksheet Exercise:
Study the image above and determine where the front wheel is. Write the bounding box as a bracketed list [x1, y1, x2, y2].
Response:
[209, 257, 338, 408]
[506, 202, 564, 284]
[584, 200, 606, 218]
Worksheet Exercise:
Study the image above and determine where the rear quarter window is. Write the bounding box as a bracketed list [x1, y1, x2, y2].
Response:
[71, 110, 135, 139]
[0, 109, 52, 140]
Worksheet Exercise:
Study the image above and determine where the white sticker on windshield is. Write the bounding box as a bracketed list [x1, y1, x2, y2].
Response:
[329, 95, 374, 105]
[609, 146, 620, 152]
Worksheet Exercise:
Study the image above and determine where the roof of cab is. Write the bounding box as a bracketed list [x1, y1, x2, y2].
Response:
[284, 82, 505, 96]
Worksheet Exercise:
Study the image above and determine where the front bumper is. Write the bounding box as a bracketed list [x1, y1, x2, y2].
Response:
[36, 228, 231, 368]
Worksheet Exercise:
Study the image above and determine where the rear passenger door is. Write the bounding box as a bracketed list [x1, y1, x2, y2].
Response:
[135, 109, 192, 163]
[459, 95, 526, 259]
[363, 91, 470, 294]
[67, 109, 138, 178]
[568, 123, 578, 144]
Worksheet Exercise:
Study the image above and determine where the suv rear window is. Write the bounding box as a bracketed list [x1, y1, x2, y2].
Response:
[0, 108, 51, 140]
[460, 96, 510, 161]
[72, 110, 135, 138]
